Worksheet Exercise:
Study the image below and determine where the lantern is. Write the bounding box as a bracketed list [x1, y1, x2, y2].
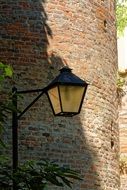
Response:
[46, 67, 88, 116]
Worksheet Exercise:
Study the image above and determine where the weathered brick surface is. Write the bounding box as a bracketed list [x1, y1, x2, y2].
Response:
[119, 83, 127, 190]
[119, 85, 127, 156]
[0, 0, 119, 189]
[120, 175, 127, 190]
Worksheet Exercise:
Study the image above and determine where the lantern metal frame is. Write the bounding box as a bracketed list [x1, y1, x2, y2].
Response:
[47, 84, 87, 117]
[12, 67, 88, 190]
[46, 67, 88, 117]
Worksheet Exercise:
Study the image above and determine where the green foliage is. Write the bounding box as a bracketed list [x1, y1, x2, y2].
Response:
[117, 74, 125, 89]
[0, 101, 14, 147]
[0, 159, 82, 190]
[116, 0, 127, 36]
[0, 156, 12, 189]
[117, 71, 127, 101]
[0, 62, 13, 147]
[0, 62, 13, 84]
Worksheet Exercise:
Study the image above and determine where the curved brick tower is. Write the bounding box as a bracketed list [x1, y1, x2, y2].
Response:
[0, 1, 119, 190]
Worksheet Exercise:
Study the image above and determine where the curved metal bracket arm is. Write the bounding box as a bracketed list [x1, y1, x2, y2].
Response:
[12, 87, 47, 120]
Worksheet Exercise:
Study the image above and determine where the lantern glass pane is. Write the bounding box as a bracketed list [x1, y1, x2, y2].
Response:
[59, 85, 85, 113]
[47, 86, 61, 114]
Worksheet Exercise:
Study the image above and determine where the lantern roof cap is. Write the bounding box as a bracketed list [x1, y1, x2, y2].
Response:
[47, 66, 88, 89]
[59, 66, 72, 73]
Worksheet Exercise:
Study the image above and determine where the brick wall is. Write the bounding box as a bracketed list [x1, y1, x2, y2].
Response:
[0, 0, 119, 189]
[119, 82, 127, 190]
[120, 175, 127, 190]
[119, 84, 127, 156]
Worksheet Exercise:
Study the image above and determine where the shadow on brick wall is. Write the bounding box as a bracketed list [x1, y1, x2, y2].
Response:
[0, 0, 101, 189]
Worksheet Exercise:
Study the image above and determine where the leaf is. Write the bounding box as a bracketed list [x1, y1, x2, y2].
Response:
[60, 176, 72, 188]
[0, 62, 5, 69]
[116, 1, 127, 36]
[0, 75, 4, 82]
[4, 65, 13, 77]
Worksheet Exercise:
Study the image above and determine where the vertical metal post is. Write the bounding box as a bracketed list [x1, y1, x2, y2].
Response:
[12, 87, 18, 190]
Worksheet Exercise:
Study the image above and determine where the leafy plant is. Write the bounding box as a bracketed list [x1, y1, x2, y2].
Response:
[116, 0, 127, 37]
[117, 75, 125, 89]
[0, 159, 82, 190]
[0, 156, 12, 189]
[117, 71, 127, 102]
[0, 62, 13, 85]
[0, 62, 13, 147]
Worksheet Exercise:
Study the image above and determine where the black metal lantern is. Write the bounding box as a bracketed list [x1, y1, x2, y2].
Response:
[46, 67, 88, 116]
